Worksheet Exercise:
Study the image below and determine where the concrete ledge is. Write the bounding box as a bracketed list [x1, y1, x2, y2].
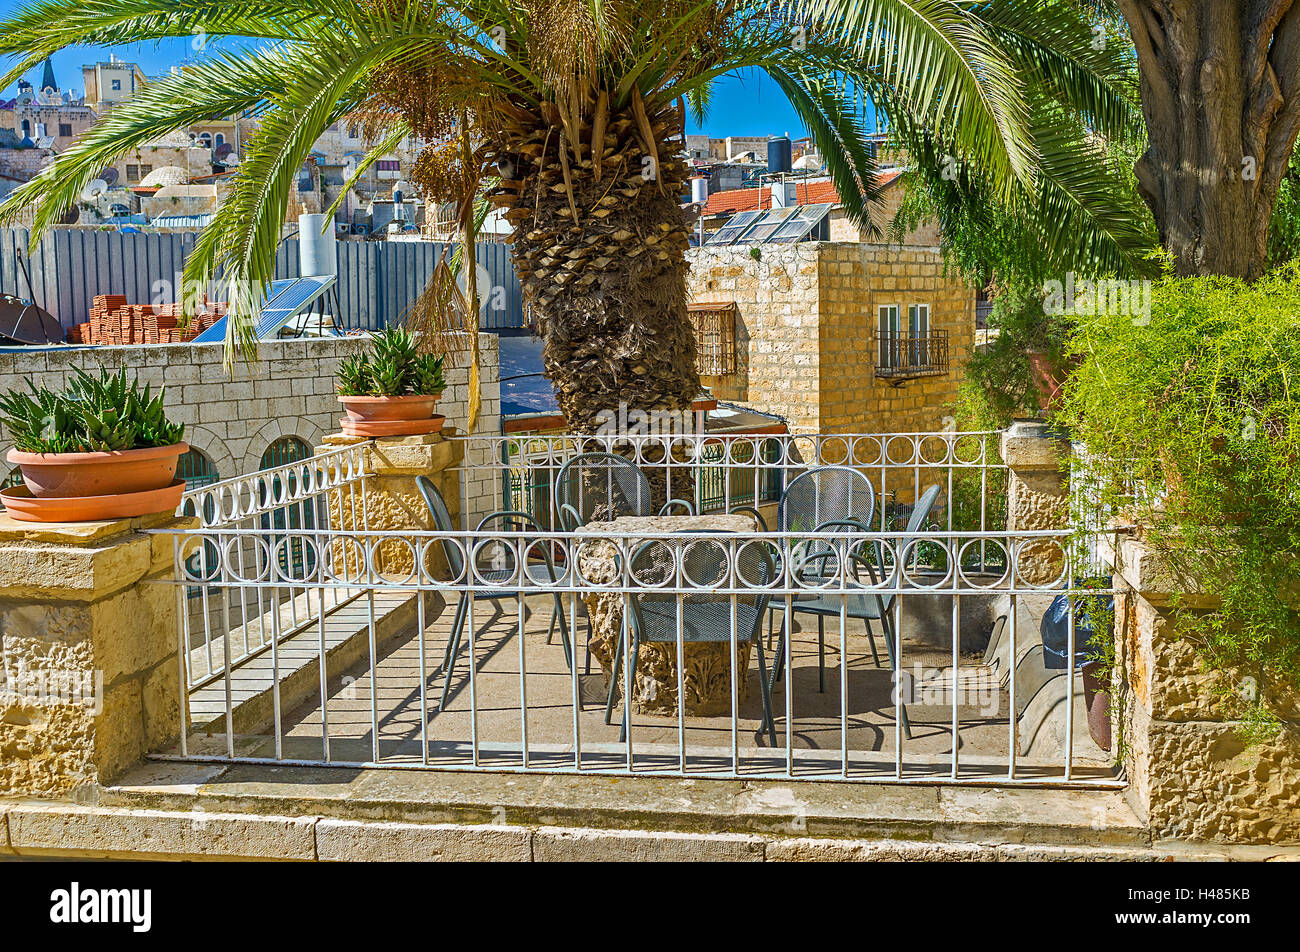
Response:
[100, 760, 1144, 848]
[531, 827, 764, 862]
[315, 818, 530, 862]
[0, 804, 11, 855]
[764, 836, 1298, 862]
[1, 799, 1295, 861]
[6, 803, 317, 861]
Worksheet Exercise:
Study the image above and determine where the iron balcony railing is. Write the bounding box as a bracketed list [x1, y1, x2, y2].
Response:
[874, 330, 950, 379]
[148, 431, 1115, 788]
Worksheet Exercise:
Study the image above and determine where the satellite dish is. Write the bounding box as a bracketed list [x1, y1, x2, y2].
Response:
[100, 167, 119, 185]
[80, 179, 109, 202]
[214, 142, 233, 161]
[456, 262, 493, 313]
[224, 154, 241, 168]
[57, 207, 80, 225]
[0, 295, 62, 346]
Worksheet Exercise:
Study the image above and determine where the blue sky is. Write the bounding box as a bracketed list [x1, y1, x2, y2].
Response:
[0, 19, 815, 139]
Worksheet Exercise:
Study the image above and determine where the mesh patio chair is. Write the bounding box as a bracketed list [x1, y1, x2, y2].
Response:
[554, 451, 695, 530]
[732, 464, 876, 649]
[416, 476, 573, 711]
[778, 464, 876, 535]
[604, 531, 778, 745]
[769, 483, 943, 739]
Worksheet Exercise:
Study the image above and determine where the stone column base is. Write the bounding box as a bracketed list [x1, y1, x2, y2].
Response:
[0, 511, 193, 797]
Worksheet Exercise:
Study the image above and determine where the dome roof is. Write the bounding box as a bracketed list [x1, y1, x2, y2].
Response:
[138, 166, 189, 188]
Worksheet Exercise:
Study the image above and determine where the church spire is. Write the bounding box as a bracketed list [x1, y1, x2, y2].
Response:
[40, 56, 57, 93]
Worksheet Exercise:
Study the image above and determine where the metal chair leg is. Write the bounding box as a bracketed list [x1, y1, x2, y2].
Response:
[616, 637, 641, 743]
[864, 619, 882, 667]
[754, 638, 777, 746]
[817, 615, 825, 693]
[768, 618, 788, 689]
[604, 630, 624, 726]
[550, 593, 574, 671]
[441, 597, 467, 674]
[881, 611, 913, 740]
[439, 600, 468, 710]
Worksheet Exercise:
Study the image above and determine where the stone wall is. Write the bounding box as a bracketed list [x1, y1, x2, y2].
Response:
[0, 334, 501, 485]
[0, 513, 191, 797]
[686, 242, 974, 434]
[1107, 535, 1300, 844]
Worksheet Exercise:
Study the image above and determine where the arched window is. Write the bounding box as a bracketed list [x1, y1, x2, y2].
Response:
[214, 133, 225, 148]
[198, 132, 212, 149]
[178, 447, 220, 488]
[177, 449, 220, 599]
[259, 438, 316, 577]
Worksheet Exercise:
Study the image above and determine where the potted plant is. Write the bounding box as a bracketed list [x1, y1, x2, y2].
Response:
[0, 368, 187, 522]
[336, 326, 447, 437]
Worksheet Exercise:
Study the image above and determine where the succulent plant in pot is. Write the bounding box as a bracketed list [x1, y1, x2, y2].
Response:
[337, 326, 447, 436]
[0, 367, 188, 521]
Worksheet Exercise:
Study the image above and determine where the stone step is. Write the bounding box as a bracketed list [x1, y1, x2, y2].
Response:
[103, 757, 1142, 848]
[187, 589, 442, 735]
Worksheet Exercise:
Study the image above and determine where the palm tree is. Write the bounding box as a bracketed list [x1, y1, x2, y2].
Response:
[0, 0, 1145, 432]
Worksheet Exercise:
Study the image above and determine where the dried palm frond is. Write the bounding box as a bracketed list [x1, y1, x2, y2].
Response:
[404, 255, 474, 363]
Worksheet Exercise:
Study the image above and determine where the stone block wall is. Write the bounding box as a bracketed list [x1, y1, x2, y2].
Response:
[0, 334, 501, 485]
[1108, 535, 1300, 844]
[686, 242, 974, 434]
[0, 513, 191, 797]
[819, 243, 974, 435]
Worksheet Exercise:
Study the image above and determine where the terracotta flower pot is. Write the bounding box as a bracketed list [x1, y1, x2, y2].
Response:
[1026, 350, 1072, 417]
[338, 394, 441, 423]
[1080, 660, 1112, 752]
[7, 442, 188, 498]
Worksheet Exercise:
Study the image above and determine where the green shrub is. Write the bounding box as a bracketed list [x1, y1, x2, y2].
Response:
[0, 368, 186, 453]
[1065, 266, 1300, 736]
[336, 326, 446, 397]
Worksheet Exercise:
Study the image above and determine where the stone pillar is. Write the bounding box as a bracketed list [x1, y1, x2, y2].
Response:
[0, 512, 192, 798]
[1000, 420, 1070, 584]
[316, 432, 465, 576]
[1107, 535, 1300, 843]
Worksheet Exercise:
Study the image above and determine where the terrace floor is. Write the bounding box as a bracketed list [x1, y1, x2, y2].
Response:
[179, 590, 1115, 783]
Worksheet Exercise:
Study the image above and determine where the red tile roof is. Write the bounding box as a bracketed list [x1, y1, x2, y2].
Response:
[701, 170, 902, 219]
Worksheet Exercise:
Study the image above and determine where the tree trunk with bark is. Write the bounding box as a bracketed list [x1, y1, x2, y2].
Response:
[490, 94, 700, 434]
[1119, 0, 1300, 278]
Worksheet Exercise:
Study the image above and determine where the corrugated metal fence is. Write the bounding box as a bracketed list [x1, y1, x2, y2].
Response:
[1, 227, 524, 332]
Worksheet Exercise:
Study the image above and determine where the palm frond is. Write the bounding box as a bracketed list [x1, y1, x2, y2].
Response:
[0, 46, 313, 244]
[796, 0, 1036, 192]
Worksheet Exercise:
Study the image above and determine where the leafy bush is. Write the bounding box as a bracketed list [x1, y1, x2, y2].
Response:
[336, 326, 446, 397]
[1065, 267, 1300, 738]
[0, 368, 186, 453]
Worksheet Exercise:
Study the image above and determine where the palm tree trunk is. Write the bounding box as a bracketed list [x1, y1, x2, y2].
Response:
[491, 96, 700, 434]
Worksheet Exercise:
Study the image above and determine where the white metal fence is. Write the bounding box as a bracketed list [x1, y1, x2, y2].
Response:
[151, 431, 1118, 787]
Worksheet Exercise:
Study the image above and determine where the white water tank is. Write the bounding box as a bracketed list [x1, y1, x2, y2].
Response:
[770, 181, 797, 208]
[298, 212, 337, 277]
[690, 176, 709, 205]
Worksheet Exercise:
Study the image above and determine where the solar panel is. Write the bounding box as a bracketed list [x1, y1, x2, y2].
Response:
[191, 276, 335, 343]
[253, 275, 335, 338]
[767, 203, 833, 243]
[739, 205, 798, 243]
[705, 209, 762, 246]
[707, 201, 834, 247]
